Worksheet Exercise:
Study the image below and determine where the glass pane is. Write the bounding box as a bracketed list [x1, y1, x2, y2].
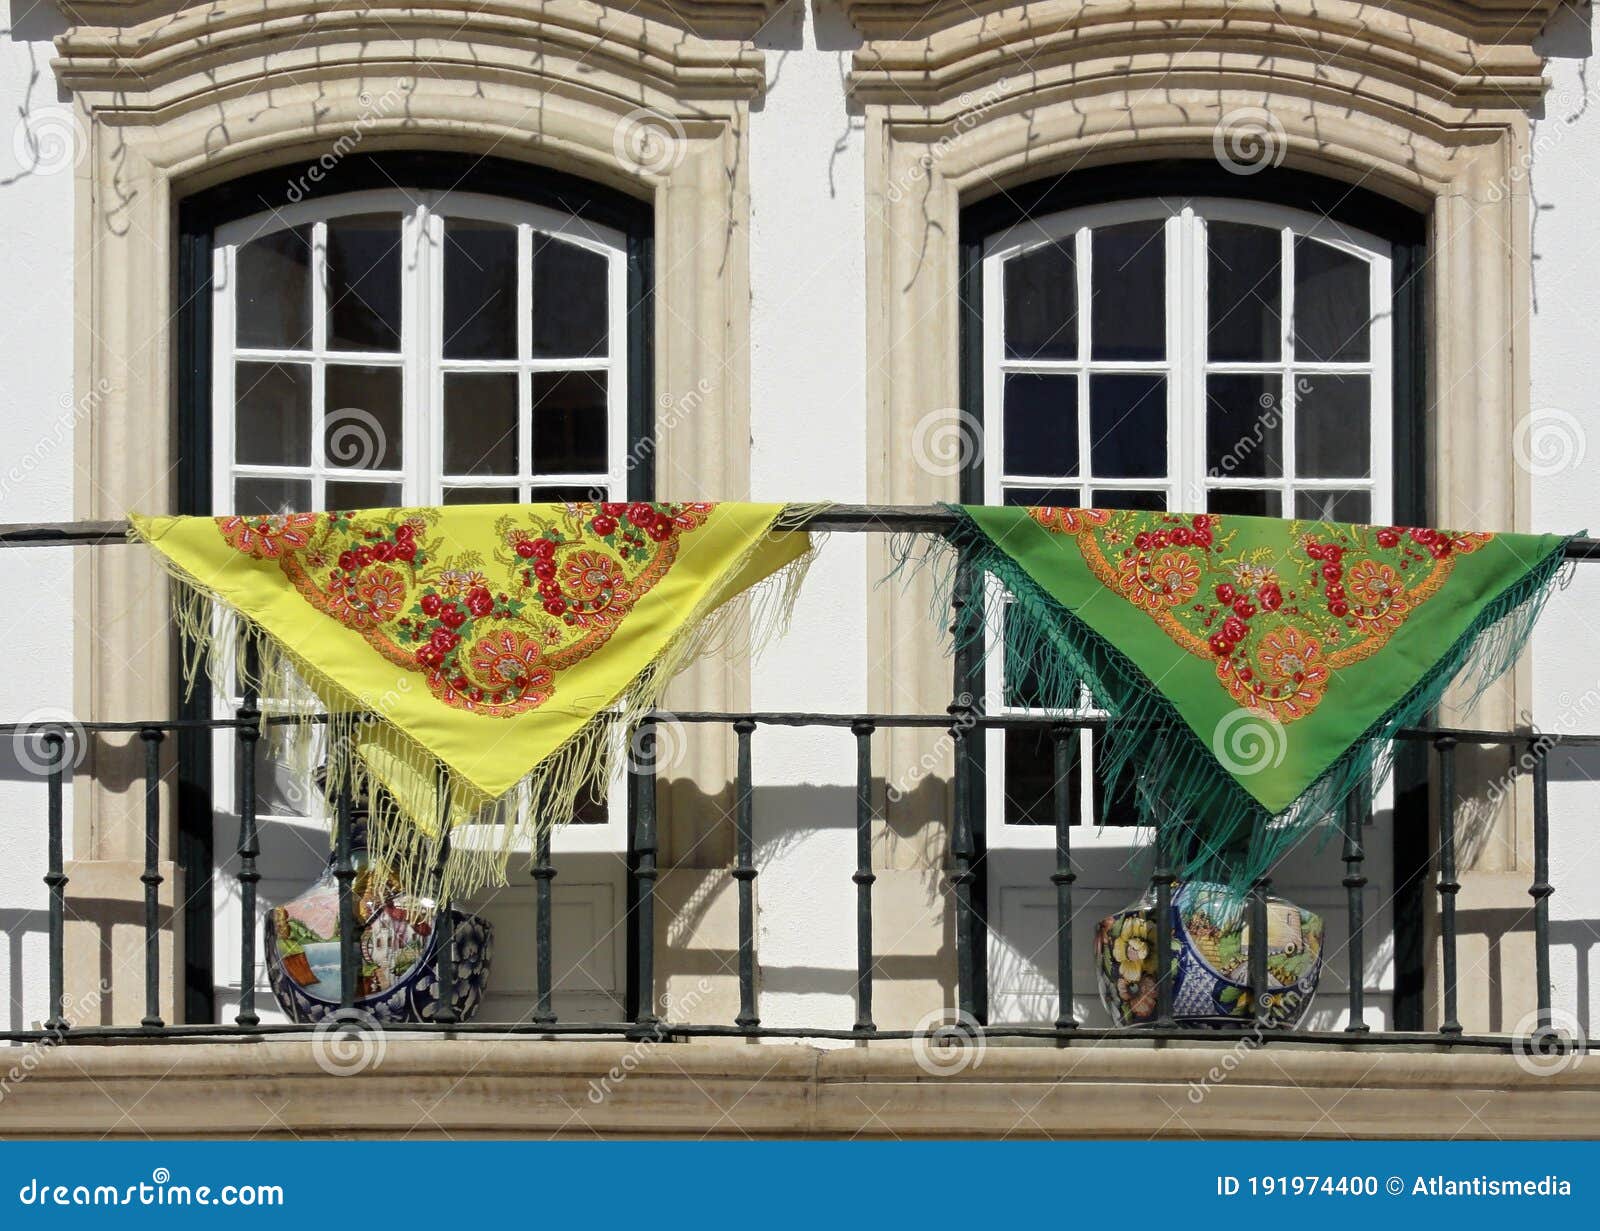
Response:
[1206, 374, 1283, 478]
[237, 227, 312, 350]
[444, 486, 519, 505]
[235, 362, 311, 466]
[1091, 221, 1164, 361]
[530, 484, 607, 503]
[1207, 488, 1280, 518]
[324, 365, 402, 470]
[444, 373, 519, 477]
[1294, 237, 1371, 362]
[1003, 373, 1078, 477]
[325, 213, 402, 352]
[1004, 239, 1076, 360]
[1208, 221, 1281, 362]
[532, 236, 609, 359]
[531, 371, 608, 474]
[235, 476, 311, 515]
[570, 781, 608, 825]
[1294, 489, 1371, 523]
[1003, 728, 1078, 826]
[444, 220, 517, 360]
[1003, 485, 1080, 508]
[1296, 375, 1371, 478]
[1089, 374, 1166, 478]
[325, 479, 402, 511]
[1091, 489, 1166, 512]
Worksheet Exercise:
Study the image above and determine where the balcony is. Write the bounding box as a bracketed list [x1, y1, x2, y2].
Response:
[1, 506, 1597, 1139]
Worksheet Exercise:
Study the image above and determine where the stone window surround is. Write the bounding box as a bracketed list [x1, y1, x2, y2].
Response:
[54, 0, 771, 1024]
[849, 0, 1563, 1030]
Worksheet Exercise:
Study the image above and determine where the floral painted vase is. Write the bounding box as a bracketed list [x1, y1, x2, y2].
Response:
[264, 819, 493, 1025]
[1095, 882, 1323, 1028]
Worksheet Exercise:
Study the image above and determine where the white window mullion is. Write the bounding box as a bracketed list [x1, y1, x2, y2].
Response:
[1280, 224, 1297, 513]
[310, 219, 329, 509]
[1075, 225, 1092, 497]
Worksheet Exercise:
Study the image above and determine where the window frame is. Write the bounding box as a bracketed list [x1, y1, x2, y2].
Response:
[957, 160, 1428, 1025]
[175, 152, 654, 1024]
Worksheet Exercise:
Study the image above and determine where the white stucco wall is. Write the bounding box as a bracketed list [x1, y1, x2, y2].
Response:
[1529, 0, 1600, 1039]
[0, 4, 79, 1033]
[0, 0, 1597, 1039]
[746, 2, 867, 1034]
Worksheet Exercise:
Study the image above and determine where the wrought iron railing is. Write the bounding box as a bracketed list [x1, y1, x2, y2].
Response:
[1, 506, 1596, 1052]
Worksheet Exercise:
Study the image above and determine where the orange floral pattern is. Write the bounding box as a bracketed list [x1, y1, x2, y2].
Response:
[1031, 508, 1493, 724]
[215, 501, 712, 716]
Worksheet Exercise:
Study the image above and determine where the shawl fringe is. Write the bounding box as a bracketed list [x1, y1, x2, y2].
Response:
[898, 508, 1578, 900]
[132, 507, 825, 903]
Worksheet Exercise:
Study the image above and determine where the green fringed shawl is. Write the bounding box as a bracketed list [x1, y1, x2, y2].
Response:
[934, 506, 1577, 892]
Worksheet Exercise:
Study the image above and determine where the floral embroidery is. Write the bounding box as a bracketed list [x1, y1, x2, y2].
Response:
[217, 501, 713, 716]
[219, 512, 320, 559]
[1028, 506, 1111, 535]
[1030, 507, 1493, 725]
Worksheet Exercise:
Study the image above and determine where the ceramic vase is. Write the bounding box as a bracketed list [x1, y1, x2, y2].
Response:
[262, 782, 493, 1024]
[1095, 881, 1323, 1028]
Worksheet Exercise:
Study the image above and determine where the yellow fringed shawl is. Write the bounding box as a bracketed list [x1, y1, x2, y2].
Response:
[130, 501, 818, 896]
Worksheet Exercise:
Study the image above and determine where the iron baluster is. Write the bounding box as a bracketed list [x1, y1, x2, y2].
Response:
[1342, 790, 1369, 1032]
[852, 720, 877, 1034]
[140, 728, 164, 1028]
[1435, 735, 1462, 1036]
[733, 718, 759, 1030]
[1051, 723, 1077, 1031]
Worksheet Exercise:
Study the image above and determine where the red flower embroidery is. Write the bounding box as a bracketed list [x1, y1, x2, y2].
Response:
[219, 513, 319, 559]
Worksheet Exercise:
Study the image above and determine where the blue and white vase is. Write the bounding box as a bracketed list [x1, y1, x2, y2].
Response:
[263, 815, 492, 1025]
[1094, 882, 1322, 1028]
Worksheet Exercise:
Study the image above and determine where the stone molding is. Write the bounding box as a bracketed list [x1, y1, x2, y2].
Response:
[3, 1039, 1596, 1138]
[55, 0, 761, 1007]
[842, 0, 1565, 70]
[855, 1, 1553, 1032]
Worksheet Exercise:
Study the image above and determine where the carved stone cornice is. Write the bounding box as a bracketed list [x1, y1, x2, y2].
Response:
[844, 0, 1563, 112]
[54, 0, 768, 111]
[58, 0, 789, 41]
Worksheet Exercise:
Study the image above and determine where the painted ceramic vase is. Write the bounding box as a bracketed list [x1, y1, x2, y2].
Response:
[1095, 882, 1323, 1028]
[263, 806, 493, 1024]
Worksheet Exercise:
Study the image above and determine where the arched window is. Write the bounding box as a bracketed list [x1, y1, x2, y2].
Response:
[961, 166, 1424, 1027]
[177, 154, 652, 1026]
